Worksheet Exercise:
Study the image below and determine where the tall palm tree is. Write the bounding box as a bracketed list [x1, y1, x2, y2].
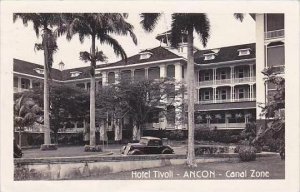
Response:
[141, 13, 210, 167]
[13, 14, 61, 148]
[59, 13, 137, 146]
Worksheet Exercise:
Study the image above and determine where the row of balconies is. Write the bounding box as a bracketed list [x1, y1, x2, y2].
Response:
[198, 76, 256, 87]
[196, 97, 256, 105]
[264, 29, 284, 40]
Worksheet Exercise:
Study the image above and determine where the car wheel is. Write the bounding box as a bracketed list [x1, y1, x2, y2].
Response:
[161, 149, 173, 154]
[129, 149, 143, 155]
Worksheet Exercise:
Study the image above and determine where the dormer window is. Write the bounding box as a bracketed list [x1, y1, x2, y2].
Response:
[139, 51, 153, 60]
[238, 48, 251, 56]
[70, 71, 82, 77]
[204, 53, 215, 60]
[33, 68, 44, 75]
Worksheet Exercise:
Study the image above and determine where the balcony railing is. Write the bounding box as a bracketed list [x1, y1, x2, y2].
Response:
[197, 97, 256, 104]
[198, 76, 255, 87]
[264, 29, 284, 40]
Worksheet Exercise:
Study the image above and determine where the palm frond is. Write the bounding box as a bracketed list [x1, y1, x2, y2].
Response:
[234, 13, 244, 22]
[99, 33, 127, 62]
[140, 13, 161, 32]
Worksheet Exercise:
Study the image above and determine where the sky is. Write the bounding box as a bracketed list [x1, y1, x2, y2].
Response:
[13, 13, 256, 69]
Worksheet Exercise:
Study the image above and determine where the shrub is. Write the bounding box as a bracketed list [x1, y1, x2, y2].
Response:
[238, 146, 256, 162]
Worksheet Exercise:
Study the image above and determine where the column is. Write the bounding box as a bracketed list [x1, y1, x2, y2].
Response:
[131, 69, 135, 80]
[230, 86, 234, 102]
[145, 67, 149, 80]
[159, 65, 167, 129]
[213, 68, 217, 85]
[102, 72, 108, 86]
[29, 79, 33, 89]
[17, 77, 21, 92]
[115, 71, 120, 84]
[213, 87, 216, 103]
[159, 65, 167, 78]
[84, 82, 88, 90]
[249, 64, 253, 82]
[174, 64, 183, 129]
[255, 14, 266, 121]
[230, 66, 235, 84]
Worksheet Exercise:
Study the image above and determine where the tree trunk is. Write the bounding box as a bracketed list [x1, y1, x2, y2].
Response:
[18, 128, 22, 148]
[186, 28, 197, 167]
[114, 118, 122, 141]
[43, 30, 51, 145]
[132, 120, 140, 141]
[89, 35, 96, 146]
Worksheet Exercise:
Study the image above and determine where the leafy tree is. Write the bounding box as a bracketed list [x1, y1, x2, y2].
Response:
[254, 67, 285, 159]
[14, 94, 43, 147]
[58, 13, 137, 146]
[96, 77, 184, 141]
[140, 13, 210, 167]
[15, 84, 89, 143]
[13, 13, 62, 147]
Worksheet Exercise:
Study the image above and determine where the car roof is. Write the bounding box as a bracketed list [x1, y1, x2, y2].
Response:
[140, 136, 161, 140]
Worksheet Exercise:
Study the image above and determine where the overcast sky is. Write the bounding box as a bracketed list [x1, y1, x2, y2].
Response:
[14, 13, 255, 69]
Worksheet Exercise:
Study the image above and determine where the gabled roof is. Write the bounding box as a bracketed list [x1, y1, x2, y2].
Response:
[105, 46, 183, 68]
[194, 43, 255, 64]
[13, 59, 63, 80]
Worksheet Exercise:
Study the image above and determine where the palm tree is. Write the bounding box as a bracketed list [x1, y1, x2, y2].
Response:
[14, 95, 42, 147]
[140, 13, 210, 167]
[13, 14, 61, 148]
[59, 13, 137, 146]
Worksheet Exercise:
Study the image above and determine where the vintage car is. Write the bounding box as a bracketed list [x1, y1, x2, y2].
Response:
[121, 136, 174, 155]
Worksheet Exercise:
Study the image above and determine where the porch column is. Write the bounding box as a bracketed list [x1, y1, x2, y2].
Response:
[131, 69, 135, 80]
[213, 68, 217, 85]
[159, 64, 167, 129]
[29, 79, 33, 89]
[159, 64, 167, 78]
[174, 63, 183, 129]
[102, 71, 107, 86]
[115, 71, 120, 84]
[145, 67, 149, 80]
[230, 66, 235, 84]
[213, 87, 216, 103]
[18, 77, 21, 92]
[249, 64, 254, 82]
[230, 86, 234, 102]
[84, 82, 88, 90]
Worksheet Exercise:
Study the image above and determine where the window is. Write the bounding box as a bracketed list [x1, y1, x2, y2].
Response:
[70, 71, 82, 77]
[33, 68, 44, 74]
[238, 48, 251, 56]
[204, 72, 210, 81]
[33, 82, 40, 88]
[216, 90, 219, 100]
[167, 65, 175, 78]
[204, 91, 210, 100]
[108, 72, 115, 84]
[204, 53, 215, 60]
[134, 69, 145, 81]
[238, 68, 244, 78]
[265, 14, 284, 32]
[220, 71, 226, 79]
[238, 88, 244, 99]
[221, 90, 227, 100]
[21, 78, 30, 89]
[139, 52, 152, 60]
[267, 44, 285, 67]
[148, 67, 160, 80]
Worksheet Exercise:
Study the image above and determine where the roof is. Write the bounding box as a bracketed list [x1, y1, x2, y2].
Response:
[13, 59, 63, 80]
[194, 43, 256, 64]
[105, 46, 183, 68]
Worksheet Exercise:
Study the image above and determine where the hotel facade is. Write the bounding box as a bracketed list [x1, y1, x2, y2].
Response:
[13, 13, 284, 139]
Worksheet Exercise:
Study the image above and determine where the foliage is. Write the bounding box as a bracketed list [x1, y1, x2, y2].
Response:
[14, 95, 43, 130]
[255, 67, 285, 158]
[238, 146, 256, 162]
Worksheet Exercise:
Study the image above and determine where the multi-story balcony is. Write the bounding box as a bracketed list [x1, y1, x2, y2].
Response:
[197, 97, 256, 105]
[264, 29, 284, 40]
[198, 76, 256, 87]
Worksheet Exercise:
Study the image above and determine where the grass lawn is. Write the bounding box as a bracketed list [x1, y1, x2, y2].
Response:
[82, 156, 284, 180]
